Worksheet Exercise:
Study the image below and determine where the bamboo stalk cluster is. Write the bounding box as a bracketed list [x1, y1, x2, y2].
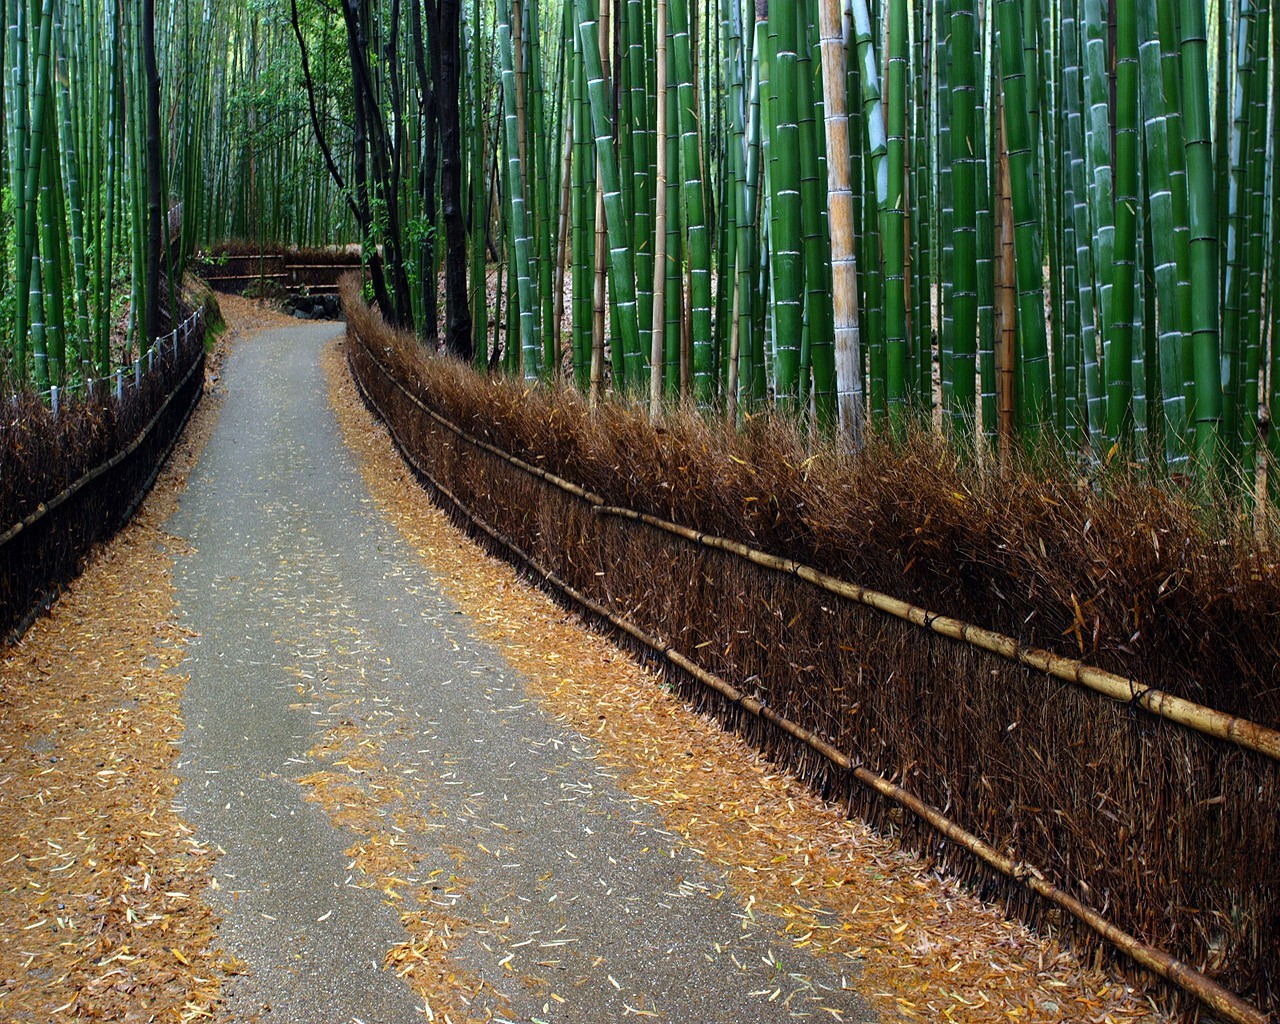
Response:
[9, 0, 1280, 496]
[470, 0, 1280, 491]
[0, 0, 199, 390]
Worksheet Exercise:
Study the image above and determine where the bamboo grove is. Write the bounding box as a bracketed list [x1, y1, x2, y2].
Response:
[531, 0, 1280, 482]
[4, 0, 1280, 495]
[1, 0, 177, 389]
[256, 0, 1280, 491]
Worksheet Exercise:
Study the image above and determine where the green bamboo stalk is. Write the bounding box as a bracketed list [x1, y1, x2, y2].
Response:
[498, 0, 541, 379]
[15, 0, 54, 384]
[626, 0, 651, 369]
[762, 0, 802, 405]
[949, 0, 978, 438]
[796, 1, 833, 424]
[1137, 0, 1189, 467]
[743, 8, 766, 405]
[1220, 0, 1258, 463]
[663, 10, 682, 401]
[1153, 0, 1195, 443]
[975, 0, 996, 444]
[571, 16, 592, 389]
[574, 0, 644, 391]
[470, 0, 489, 369]
[1080, 0, 1112, 434]
[850, 0, 886, 425]
[1055, 4, 1082, 442]
[882, 0, 908, 429]
[1269, 4, 1280, 500]
[996, 0, 1052, 432]
[54, 2, 90, 375]
[668, 0, 713, 403]
[1237, 0, 1269, 481]
[936, 0, 954, 420]
[1179, 0, 1224, 472]
[1105, 1, 1139, 442]
[7, 0, 30, 380]
[650, 0, 667, 415]
[912, 0, 932, 413]
[525, 0, 555, 376]
[1038, 0, 1065, 436]
[721, 0, 749, 419]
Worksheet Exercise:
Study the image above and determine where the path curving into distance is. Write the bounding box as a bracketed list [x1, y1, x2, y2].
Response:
[169, 322, 875, 1023]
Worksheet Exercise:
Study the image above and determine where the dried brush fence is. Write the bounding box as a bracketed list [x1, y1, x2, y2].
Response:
[0, 309, 207, 641]
[343, 283, 1278, 1023]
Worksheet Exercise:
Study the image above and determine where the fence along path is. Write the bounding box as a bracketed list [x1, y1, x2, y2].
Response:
[0, 307, 207, 640]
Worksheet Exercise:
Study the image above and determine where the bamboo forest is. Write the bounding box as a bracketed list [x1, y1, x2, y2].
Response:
[2, 2, 1280, 1023]
[0, 0, 1276, 483]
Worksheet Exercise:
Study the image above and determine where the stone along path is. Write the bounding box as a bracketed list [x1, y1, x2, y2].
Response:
[169, 323, 876, 1023]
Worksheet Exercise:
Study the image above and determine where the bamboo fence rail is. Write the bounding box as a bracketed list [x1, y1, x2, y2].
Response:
[0, 308, 205, 549]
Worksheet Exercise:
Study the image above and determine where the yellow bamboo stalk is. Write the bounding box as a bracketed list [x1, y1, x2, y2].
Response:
[818, 0, 862, 443]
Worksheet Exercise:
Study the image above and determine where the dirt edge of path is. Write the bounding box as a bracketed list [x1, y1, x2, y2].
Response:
[324, 338, 1165, 1024]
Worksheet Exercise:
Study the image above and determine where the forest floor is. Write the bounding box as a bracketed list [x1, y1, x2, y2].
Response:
[0, 297, 1167, 1023]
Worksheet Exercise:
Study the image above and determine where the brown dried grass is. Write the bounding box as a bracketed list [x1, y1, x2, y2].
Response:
[343, 279, 1280, 1017]
[203, 241, 363, 266]
[0, 322, 208, 640]
[325, 339, 1162, 1024]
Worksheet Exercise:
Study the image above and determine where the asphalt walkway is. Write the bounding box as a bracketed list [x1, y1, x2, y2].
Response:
[170, 323, 874, 1023]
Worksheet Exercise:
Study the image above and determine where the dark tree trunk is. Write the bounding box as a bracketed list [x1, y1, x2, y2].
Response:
[412, 0, 440, 348]
[143, 0, 163, 343]
[433, 0, 472, 358]
[345, 18, 396, 322]
[342, 0, 415, 329]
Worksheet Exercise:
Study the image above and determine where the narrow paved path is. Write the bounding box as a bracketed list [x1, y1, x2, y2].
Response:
[170, 324, 874, 1023]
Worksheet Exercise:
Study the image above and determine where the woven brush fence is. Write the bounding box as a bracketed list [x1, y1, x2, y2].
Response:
[344, 285, 1277, 1022]
[0, 314, 207, 641]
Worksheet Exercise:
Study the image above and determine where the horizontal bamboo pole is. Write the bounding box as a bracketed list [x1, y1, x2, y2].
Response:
[351, 324, 1280, 763]
[200, 272, 292, 282]
[347, 340, 1270, 1024]
[592, 505, 1280, 763]
[0, 343, 206, 551]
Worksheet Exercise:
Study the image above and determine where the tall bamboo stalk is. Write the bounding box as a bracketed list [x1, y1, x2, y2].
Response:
[818, 0, 862, 444]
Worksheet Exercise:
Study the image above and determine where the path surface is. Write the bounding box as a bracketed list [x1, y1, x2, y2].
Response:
[170, 324, 875, 1023]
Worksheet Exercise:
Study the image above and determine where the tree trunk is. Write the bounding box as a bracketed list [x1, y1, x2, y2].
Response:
[412, 0, 440, 347]
[143, 0, 163, 344]
[343, 0, 414, 329]
[434, 0, 473, 359]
